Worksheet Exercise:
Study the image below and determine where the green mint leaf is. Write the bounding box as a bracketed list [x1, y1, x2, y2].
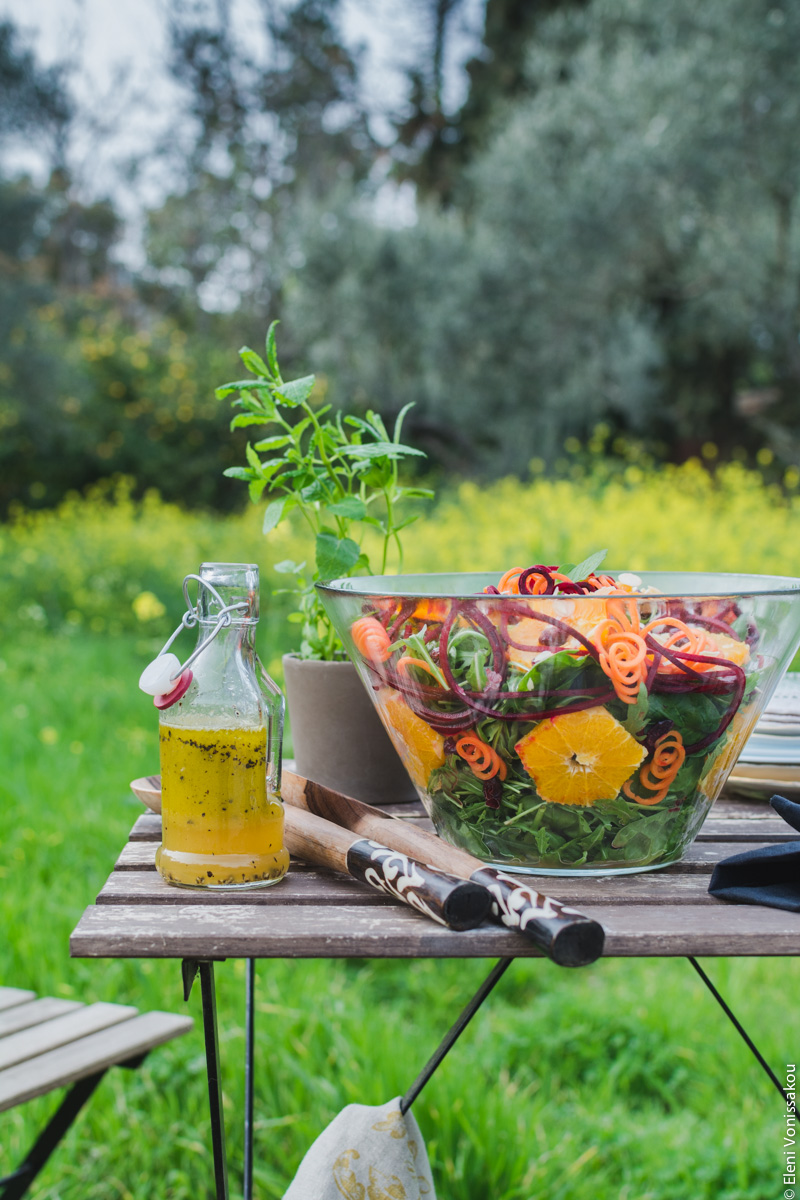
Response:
[315, 532, 361, 579]
[245, 442, 262, 472]
[265, 321, 280, 377]
[262, 497, 285, 534]
[326, 497, 367, 519]
[277, 375, 315, 407]
[249, 478, 267, 503]
[253, 435, 292, 451]
[363, 410, 389, 439]
[343, 415, 373, 433]
[216, 379, 275, 398]
[567, 549, 608, 581]
[257, 460, 285, 485]
[392, 402, 415, 443]
[392, 514, 421, 533]
[300, 480, 329, 503]
[230, 413, 273, 430]
[339, 442, 426, 461]
[223, 467, 255, 481]
[292, 415, 314, 443]
[239, 347, 271, 377]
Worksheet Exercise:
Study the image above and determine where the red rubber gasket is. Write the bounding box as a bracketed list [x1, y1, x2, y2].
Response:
[154, 670, 193, 710]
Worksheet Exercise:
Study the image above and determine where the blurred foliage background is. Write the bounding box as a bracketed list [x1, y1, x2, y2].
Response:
[2, 7, 800, 1196]
[1, 0, 799, 517]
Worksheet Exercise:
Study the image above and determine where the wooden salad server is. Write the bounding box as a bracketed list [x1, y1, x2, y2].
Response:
[281, 771, 606, 968]
[130, 777, 491, 932]
[283, 805, 491, 931]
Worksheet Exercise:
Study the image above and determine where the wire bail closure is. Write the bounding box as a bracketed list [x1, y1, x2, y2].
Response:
[137, 574, 249, 704]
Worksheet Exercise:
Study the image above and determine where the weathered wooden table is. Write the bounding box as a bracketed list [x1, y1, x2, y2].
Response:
[69, 795, 800, 1197]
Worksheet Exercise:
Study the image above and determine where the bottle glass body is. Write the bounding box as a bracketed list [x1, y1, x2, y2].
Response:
[155, 562, 289, 889]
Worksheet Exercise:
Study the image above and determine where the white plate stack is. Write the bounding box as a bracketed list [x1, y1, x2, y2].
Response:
[727, 673, 800, 800]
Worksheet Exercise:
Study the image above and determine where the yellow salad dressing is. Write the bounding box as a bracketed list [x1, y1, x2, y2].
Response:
[156, 724, 289, 888]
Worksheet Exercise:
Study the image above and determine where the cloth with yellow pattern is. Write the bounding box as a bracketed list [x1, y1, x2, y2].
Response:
[283, 1097, 436, 1199]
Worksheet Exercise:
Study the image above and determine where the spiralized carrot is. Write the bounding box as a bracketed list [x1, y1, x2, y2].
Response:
[591, 602, 719, 702]
[455, 734, 508, 781]
[351, 616, 392, 662]
[604, 597, 641, 634]
[593, 618, 648, 704]
[601, 635, 648, 703]
[397, 655, 441, 683]
[623, 730, 685, 805]
[642, 616, 716, 672]
[497, 567, 525, 594]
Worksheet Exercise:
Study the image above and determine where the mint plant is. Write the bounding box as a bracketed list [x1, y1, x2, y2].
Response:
[216, 321, 433, 659]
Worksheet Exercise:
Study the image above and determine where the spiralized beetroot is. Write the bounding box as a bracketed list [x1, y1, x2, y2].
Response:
[364, 590, 746, 749]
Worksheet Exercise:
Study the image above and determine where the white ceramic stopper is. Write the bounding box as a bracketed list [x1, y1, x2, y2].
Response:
[139, 653, 182, 696]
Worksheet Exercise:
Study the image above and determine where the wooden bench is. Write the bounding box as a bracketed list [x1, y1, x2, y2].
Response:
[0, 986, 192, 1200]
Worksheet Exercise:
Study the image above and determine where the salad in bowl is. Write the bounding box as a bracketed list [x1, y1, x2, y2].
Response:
[317, 560, 800, 875]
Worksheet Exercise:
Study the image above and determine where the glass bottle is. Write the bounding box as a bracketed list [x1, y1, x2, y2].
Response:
[155, 562, 289, 889]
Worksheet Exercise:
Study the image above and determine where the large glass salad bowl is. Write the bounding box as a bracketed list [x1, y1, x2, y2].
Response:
[317, 570, 800, 875]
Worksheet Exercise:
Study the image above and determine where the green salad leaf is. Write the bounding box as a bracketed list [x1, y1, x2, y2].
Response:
[566, 549, 609, 581]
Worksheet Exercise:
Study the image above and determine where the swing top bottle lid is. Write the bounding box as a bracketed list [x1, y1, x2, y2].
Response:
[198, 562, 259, 623]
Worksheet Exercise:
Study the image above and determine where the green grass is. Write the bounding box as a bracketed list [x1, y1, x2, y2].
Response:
[1, 630, 795, 1198]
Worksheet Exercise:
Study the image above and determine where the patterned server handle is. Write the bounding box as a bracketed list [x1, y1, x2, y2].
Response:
[470, 867, 605, 967]
[346, 840, 492, 931]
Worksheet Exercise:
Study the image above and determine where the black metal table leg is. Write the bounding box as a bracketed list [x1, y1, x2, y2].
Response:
[189, 960, 229, 1200]
[687, 956, 788, 1104]
[243, 959, 256, 1200]
[401, 958, 514, 1114]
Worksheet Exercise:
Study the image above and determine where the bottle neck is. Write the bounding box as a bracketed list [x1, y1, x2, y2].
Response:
[196, 618, 257, 654]
[197, 562, 259, 623]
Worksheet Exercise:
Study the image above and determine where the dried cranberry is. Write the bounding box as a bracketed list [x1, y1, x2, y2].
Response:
[538, 625, 565, 648]
[483, 776, 503, 809]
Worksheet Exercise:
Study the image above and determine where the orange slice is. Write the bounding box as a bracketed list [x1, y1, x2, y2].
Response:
[373, 689, 446, 790]
[704, 630, 750, 667]
[505, 600, 611, 670]
[697, 705, 759, 800]
[412, 598, 450, 622]
[515, 707, 646, 806]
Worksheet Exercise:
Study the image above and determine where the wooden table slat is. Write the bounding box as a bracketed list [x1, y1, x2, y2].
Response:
[713, 797, 787, 818]
[95, 863, 765, 908]
[696, 817, 795, 842]
[69, 900, 800, 960]
[98, 867, 397, 907]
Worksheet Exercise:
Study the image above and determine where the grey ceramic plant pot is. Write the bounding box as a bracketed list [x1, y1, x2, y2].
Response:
[282, 654, 417, 805]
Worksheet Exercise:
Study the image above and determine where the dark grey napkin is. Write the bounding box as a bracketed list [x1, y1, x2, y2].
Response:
[708, 795, 800, 912]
